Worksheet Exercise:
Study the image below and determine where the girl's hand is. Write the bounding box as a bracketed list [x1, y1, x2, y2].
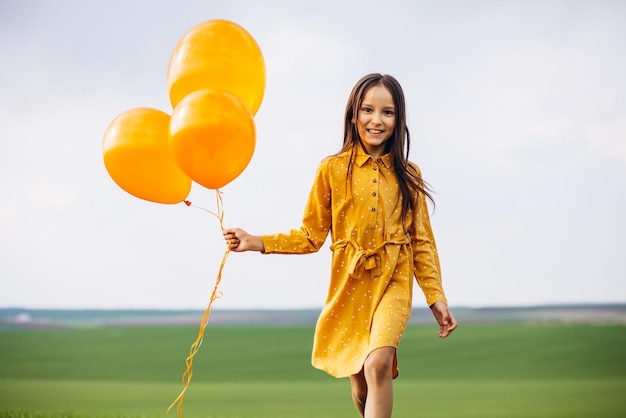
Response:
[223, 228, 265, 252]
[429, 301, 458, 338]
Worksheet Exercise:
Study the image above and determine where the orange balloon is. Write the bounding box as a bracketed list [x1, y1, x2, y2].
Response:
[167, 19, 265, 115]
[169, 89, 255, 190]
[103, 108, 192, 204]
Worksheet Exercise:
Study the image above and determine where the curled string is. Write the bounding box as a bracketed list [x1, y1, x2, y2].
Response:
[167, 189, 231, 417]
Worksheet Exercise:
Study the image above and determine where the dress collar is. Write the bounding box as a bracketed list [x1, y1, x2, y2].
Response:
[353, 145, 392, 168]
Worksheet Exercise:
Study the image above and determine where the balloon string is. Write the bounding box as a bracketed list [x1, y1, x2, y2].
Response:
[167, 189, 230, 417]
[184, 189, 226, 227]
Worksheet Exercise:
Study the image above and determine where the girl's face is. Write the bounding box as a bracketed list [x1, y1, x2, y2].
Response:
[356, 85, 396, 158]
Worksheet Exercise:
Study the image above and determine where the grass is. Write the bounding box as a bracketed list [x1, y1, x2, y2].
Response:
[0, 324, 624, 417]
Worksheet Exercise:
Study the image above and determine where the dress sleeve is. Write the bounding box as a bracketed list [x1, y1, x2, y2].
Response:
[411, 174, 448, 306]
[261, 159, 332, 254]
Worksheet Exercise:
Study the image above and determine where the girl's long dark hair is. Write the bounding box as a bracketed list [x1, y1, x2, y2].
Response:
[339, 73, 435, 224]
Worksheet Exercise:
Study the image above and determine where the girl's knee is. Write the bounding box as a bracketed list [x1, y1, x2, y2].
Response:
[364, 348, 395, 383]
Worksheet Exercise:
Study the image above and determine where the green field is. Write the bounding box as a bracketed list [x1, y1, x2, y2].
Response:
[0, 323, 624, 417]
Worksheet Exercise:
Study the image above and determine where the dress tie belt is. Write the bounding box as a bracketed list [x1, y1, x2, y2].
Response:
[330, 234, 410, 277]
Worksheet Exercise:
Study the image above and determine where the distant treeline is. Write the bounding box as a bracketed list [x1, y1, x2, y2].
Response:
[1, 304, 625, 329]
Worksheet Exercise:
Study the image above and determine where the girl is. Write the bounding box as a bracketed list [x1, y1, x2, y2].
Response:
[223, 73, 457, 418]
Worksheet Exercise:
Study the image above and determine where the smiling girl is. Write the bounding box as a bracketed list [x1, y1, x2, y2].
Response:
[224, 73, 457, 417]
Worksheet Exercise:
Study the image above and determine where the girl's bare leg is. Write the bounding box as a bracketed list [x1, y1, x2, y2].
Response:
[363, 347, 395, 418]
[350, 347, 395, 418]
[350, 369, 367, 417]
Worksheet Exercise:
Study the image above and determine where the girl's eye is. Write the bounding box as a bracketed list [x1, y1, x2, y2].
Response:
[384, 110, 395, 116]
[361, 107, 372, 113]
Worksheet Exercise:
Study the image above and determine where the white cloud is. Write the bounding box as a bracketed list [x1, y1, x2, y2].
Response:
[586, 117, 626, 165]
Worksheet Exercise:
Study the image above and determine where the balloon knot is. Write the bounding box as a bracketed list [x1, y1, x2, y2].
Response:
[184, 200, 192, 206]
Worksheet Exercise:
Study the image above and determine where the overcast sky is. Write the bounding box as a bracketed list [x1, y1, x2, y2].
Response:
[1, 0, 625, 310]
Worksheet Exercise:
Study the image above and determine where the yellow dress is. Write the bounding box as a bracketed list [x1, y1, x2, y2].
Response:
[261, 146, 447, 378]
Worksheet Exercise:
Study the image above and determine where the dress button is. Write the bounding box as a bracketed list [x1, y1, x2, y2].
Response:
[373, 167, 378, 171]
[371, 207, 376, 212]
[373, 179, 377, 183]
[373, 192, 377, 197]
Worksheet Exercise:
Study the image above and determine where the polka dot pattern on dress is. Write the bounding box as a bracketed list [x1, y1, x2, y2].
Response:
[262, 146, 447, 378]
